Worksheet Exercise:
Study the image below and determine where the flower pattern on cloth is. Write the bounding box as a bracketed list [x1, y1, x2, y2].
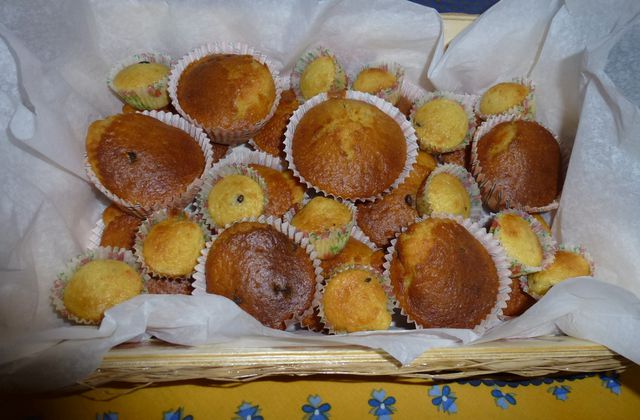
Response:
[96, 413, 118, 420]
[548, 385, 571, 401]
[491, 387, 516, 409]
[599, 372, 621, 395]
[368, 389, 396, 419]
[302, 395, 331, 419]
[163, 407, 193, 420]
[234, 402, 263, 420]
[428, 385, 458, 414]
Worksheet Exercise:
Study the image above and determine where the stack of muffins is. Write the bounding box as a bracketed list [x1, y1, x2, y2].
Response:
[52, 43, 594, 335]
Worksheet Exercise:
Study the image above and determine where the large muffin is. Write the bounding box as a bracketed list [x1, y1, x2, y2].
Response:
[205, 222, 316, 329]
[390, 218, 500, 328]
[176, 54, 276, 133]
[86, 113, 205, 208]
[474, 120, 561, 211]
[290, 97, 407, 200]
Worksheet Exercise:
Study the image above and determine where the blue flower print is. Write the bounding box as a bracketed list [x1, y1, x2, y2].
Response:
[548, 385, 571, 401]
[302, 395, 331, 420]
[599, 372, 621, 395]
[428, 385, 458, 414]
[163, 407, 193, 420]
[96, 413, 118, 420]
[234, 402, 263, 420]
[368, 389, 396, 419]
[491, 387, 516, 409]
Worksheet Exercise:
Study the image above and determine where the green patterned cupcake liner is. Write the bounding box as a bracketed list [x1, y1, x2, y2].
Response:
[350, 62, 405, 106]
[475, 77, 536, 121]
[291, 46, 349, 103]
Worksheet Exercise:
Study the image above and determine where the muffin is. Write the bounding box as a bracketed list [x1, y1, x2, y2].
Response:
[320, 267, 392, 333]
[412, 96, 472, 153]
[477, 80, 534, 118]
[138, 212, 206, 278]
[108, 53, 172, 110]
[352, 64, 403, 105]
[205, 169, 267, 228]
[502, 278, 536, 317]
[248, 164, 304, 218]
[389, 217, 505, 329]
[99, 213, 141, 250]
[102, 203, 126, 226]
[173, 48, 278, 143]
[85, 112, 207, 214]
[294, 48, 348, 101]
[204, 221, 317, 329]
[251, 88, 299, 158]
[146, 278, 193, 295]
[416, 164, 480, 219]
[527, 247, 593, 298]
[356, 151, 437, 248]
[290, 196, 355, 259]
[320, 235, 385, 277]
[289, 96, 410, 200]
[438, 144, 471, 170]
[473, 118, 561, 212]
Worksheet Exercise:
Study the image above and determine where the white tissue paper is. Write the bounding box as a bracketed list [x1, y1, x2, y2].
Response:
[1, 0, 639, 392]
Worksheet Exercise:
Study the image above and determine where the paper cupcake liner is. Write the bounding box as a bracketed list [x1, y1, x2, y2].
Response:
[400, 80, 429, 107]
[488, 209, 557, 277]
[87, 218, 106, 251]
[470, 113, 561, 213]
[315, 264, 395, 334]
[410, 90, 478, 153]
[416, 163, 483, 222]
[85, 110, 214, 218]
[382, 214, 512, 335]
[475, 77, 536, 120]
[168, 42, 284, 145]
[51, 246, 149, 325]
[291, 46, 349, 103]
[350, 62, 405, 106]
[286, 196, 357, 260]
[133, 208, 211, 280]
[195, 163, 269, 231]
[107, 52, 174, 110]
[192, 215, 324, 330]
[283, 90, 419, 202]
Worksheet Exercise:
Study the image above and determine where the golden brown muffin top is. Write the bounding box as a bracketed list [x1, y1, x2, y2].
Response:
[252, 89, 299, 158]
[248, 164, 299, 218]
[479, 82, 529, 116]
[528, 250, 591, 296]
[391, 218, 499, 328]
[290, 196, 352, 233]
[100, 213, 142, 250]
[86, 113, 205, 207]
[494, 213, 543, 268]
[356, 151, 437, 247]
[205, 222, 316, 329]
[291, 98, 407, 199]
[177, 54, 275, 130]
[320, 237, 385, 277]
[352, 68, 397, 95]
[476, 120, 561, 211]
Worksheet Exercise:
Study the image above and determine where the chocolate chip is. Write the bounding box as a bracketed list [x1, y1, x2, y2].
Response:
[404, 194, 413, 206]
[236, 194, 244, 203]
[365, 277, 372, 283]
[233, 295, 243, 305]
[138, 61, 150, 64]
[272, 283, 291, 297]
[127, 151, 137, 163]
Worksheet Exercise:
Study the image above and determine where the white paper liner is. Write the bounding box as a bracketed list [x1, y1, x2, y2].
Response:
[283, 90, 419, 202]
[87, 218, 105, 251]
[488, 209, 557, 277]
[168, 42, 284, 145]
[50, 246, 149, 325]
[192, 215, 324, 330]
[107, 52, 174, 110]
[410, 90, 478, 153]
[400, 80, 429, 106]
[350, 62, 405, 106]
[315, 264, 395, 334]
[382, 214, 512, 335]
[470, 113, 561, 213]
[133, 208, 210, 280]
[416, 163, 483, 222]
[84, 110, 215, 218]
[475, 77, 536, 120]
[290, 46, 349, 103]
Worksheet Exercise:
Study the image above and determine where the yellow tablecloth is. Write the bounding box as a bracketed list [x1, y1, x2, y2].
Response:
[5, 365, 639, 419]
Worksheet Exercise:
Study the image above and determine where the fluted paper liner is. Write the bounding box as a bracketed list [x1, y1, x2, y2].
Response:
[284, 90, 419, 202]
[351, 62, 405, 105]
[291, 46, 349, 103]
[84, 110, 214, 218]
[168, 42, 284, 145]
[400, 80, 428, 106]
[475, 77, 536, 120]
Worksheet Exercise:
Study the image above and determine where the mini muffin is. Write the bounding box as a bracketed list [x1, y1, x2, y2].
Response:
[290, 97, 408, 200]
[478, 81, 533, 118]
[290, 197, 354, 259]
[320, 236, 385, 277]
[110, 59, 171, 110]
[206, 171, 267, 228]
[62, 259, 143, 324]
[85, 113, 206, 212]
[352, 64, 403, 105]
[205, 221, 317, 329]
[295, 49, 348, 101]
[389, 217, 501, 329]
[490, 211, 548, 275]
[528, 248, 592, 297]
[140, 213, 206, 278]
[102, 203, 126, 226]
[473, 119, 561, 212]
[252, 89, 299, 158]
[175, 53, 276, 142]
[502, 278, 536, 317]
[412, 97, 470, 153]
[321, 267, 392, 333]
[356, 151, 437, 248]
[100, 213, 141, 250]
[248, 164, 304, 217]
[416, 164, 480, 219]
